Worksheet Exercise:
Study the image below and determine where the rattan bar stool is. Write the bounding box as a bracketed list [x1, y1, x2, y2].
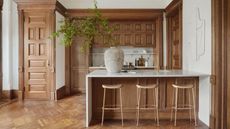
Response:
[171, 79, 197, 126]
[136, 79, 159, 126]
[101, 84, 124, 126]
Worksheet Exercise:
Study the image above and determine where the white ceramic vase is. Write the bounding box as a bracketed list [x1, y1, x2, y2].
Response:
[104, 47, 124, 73]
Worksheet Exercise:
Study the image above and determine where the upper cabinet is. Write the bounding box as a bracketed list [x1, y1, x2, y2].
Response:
[165, 0, 183, 70]
[94, 21, 157, 48]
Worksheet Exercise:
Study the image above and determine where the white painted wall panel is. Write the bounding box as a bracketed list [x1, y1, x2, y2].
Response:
[56, 12, 65, 90]
[183, 0, 211, 126]
[2, 0, 18, 90]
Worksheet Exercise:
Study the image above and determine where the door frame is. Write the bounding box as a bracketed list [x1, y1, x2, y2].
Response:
[165, 0, 183, 70]
[210, 0, 229, 128]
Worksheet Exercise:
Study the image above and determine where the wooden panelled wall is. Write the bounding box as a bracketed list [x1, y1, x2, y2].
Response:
[211, 0, 230, 129]
[66, 10, 164, 94]
[165, 0, 182, 70]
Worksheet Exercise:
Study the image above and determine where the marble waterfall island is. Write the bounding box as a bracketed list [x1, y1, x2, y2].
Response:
[85, 70, 209, 127]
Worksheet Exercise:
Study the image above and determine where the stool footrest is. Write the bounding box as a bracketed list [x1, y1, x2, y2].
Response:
[172, 107, 193, 110]
[137, 108, 158, 110]
[103, 108, 121, 110]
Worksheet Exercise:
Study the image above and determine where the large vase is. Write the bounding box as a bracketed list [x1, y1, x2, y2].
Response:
[104, 47, 124, 73]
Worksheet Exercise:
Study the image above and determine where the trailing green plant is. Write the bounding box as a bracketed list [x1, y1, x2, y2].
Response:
[52, 1, 116, 51]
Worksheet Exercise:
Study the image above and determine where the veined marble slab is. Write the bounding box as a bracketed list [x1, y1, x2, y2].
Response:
[86, 70, 209, 78]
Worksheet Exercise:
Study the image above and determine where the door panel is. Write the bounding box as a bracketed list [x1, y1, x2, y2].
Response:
[166, 1, 182, 70]
[24, 12, 50, 100]
[227, 0, 230, 127]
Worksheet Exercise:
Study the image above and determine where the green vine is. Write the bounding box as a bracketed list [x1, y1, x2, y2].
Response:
[52, 1, 116, 51]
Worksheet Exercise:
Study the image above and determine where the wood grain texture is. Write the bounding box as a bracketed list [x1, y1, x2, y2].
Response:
[210, 0, 230, 128]
[17, 3, 56, 100]
[55, 1, 67, 17]
[56, 86, 66, 100]
[2, 90, 18, 100]
[91, 77, 199, 120]
[227, 0, 230, 128]
[0, 95, 208, 129]
[165, 0, 182, 70]
[23, 12, 52, 100]
[67, 9, 164, 20]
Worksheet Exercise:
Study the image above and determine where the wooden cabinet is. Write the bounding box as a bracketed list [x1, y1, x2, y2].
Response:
[165, 0, 183, 69]
[69, 37, 90, 94]
[91, 77, 199, 119]
[94, 21, 157, 48]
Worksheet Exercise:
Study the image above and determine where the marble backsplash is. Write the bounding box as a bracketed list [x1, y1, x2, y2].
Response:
[92, 47, 155, 67]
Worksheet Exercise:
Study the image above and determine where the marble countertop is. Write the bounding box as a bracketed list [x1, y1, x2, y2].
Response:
[86, 70, 210, 78]
[89, 66, 157, 69]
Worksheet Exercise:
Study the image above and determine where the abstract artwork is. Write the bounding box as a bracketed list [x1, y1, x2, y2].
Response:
[196, 8, 206, 61]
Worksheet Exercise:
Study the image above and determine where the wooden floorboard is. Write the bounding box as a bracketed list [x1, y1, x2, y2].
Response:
[0, 95, 209, 129]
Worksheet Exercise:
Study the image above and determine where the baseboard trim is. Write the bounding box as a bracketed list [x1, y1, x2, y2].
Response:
[198, 119, 210, 128]
[2, 90, 18, 99]
[56, 86, 66, 100]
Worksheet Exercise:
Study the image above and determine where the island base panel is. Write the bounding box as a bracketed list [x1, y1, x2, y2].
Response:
[91, 77, 199, 120]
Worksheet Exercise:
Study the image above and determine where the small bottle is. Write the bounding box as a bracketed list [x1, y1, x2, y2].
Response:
[135, 58, 139, 66]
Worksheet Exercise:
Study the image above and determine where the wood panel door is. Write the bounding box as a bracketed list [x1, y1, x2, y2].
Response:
[166, 0, 182, 70]
[23, 12, 51, 100]
[170, 13, 182, 69]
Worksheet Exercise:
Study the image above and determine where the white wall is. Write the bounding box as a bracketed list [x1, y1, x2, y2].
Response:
[55, 12, 65, 90]
[58, 0, 172, 9]
[2, 0, 18, 90]
[183, 0, 211, 126]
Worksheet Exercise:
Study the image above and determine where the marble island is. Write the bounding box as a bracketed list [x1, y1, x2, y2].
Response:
[85, 70, 209, 127]
[86, 70, 209, 78]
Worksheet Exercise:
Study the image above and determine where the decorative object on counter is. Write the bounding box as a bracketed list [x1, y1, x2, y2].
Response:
[135, 58, 139, 66]
[51, 0, 116, 51]
[138, 55, 145, 66]
[104, 47, 124, 73]
[123, 62, 135, 71]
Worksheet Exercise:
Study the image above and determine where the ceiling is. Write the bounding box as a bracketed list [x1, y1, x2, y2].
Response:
[58, 0, 173, 9]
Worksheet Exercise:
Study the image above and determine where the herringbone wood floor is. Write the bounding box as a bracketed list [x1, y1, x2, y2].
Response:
[0, 95, 208, 129]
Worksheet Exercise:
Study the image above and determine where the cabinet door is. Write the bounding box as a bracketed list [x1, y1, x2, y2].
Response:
[70, 37, 89, 93]
[71, 68, 88, 93]
[166, 4, 182, 70]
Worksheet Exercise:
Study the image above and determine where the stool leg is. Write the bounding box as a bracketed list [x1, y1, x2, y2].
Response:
[119, 88, 124, 126]
[188, 89, 192, 122]
[137, 88, 141, 126]
[174, 88, 178, 126]
[153, 88, 157, 122]
[155, 87, 159, 126]
[171, 87, 174, 122]
[101, 88, 106, 126]
[192, 88, 197, 126]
